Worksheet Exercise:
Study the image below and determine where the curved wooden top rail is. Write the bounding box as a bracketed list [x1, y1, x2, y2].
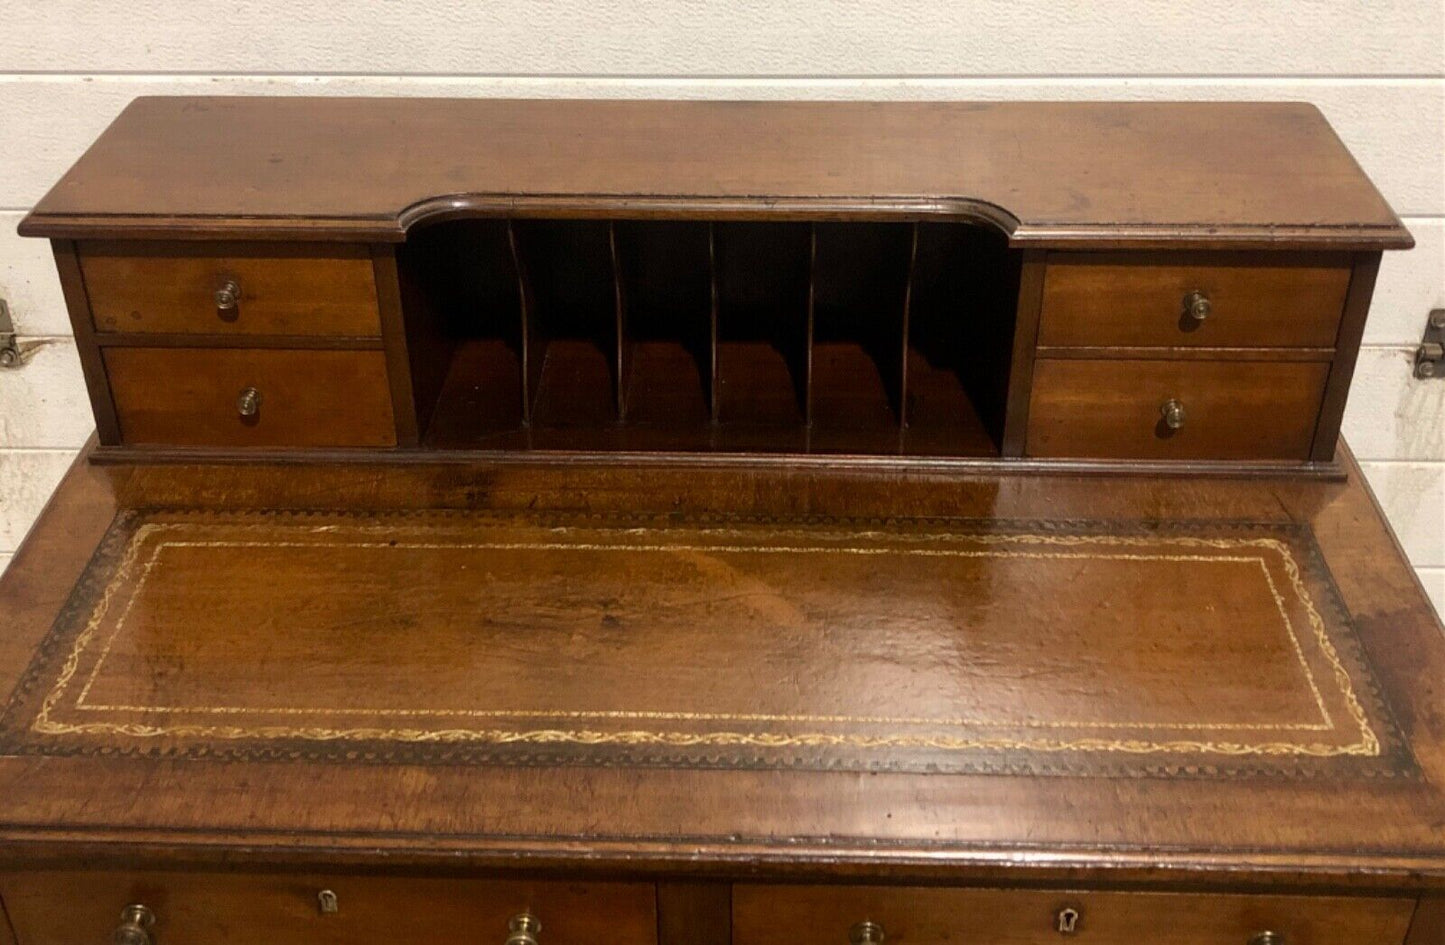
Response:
[19, 97, 1413, 250]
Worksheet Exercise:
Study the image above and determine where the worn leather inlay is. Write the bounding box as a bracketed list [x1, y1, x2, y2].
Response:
[0, 509, 1414, 778]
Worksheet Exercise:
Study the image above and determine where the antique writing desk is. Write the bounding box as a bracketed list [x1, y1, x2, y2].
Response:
[2, 99, 1443, 944]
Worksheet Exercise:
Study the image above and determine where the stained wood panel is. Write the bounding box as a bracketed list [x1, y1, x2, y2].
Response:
[104, 348, 396, 448]
[80, 242, 381, 337]
[1026, 359, 1330, 460]
[657, 883, 729, 945]
[0, 445, 1443, 886]
[1406, 898, 1445, 945]
[0, 872, 656, 945]
[0, 891, 15, 945]
[1038, 252, 1354, 349]
[733, 885, 1415, 945]
[18, 100, 1411, 249]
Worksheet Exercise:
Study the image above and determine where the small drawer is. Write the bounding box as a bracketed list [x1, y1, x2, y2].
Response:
[105, 347, 396, 448]
[733, 885, 1415, 945]
[79, 241, 382, 337]
[1037, 253, 1352, 349]
[0, 871, 657, 945]
[1026, 358, 1330, 460]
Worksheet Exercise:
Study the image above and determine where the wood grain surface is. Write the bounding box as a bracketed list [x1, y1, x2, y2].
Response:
[732, 885, 1416, 945]
[80, 241, 381, 338]
[1, 872, 656, 945]
[0, 510, 1402, 777]
[104, 348, 397, 447]
[1406, 897, 1445, 945]
[0, 444, 1441, 889]
[1026, 359, 1330, 459]
[1037, 252, 1353, 349]
[17, 99, 1412, 249]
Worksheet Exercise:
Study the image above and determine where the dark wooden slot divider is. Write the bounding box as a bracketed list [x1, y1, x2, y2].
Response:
[897, 222, 921, 431]
[611, 221, 715, 439]
[609, 221, 629, 421]
[711, 222, 812, 447]
[399, 219, 525, 449]
[808, 222, 916, 453]
[952, 224, 1022, 454]
[903, 223, 1017, 456]
[507, 219, 541, 427]
[707, 222, 721, 424]
[508, 220, 620, 436]
[803, 222, 819, 429]
[408, 217, 1007, 456]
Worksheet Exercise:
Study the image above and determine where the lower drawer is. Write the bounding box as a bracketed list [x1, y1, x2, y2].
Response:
[104, 347, 397, 448]
[733, 885, 1415, 945]
[1025, 358, 1330, 460]
[0, 872, 657, 945]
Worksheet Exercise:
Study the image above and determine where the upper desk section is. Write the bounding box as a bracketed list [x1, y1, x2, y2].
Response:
[18, 97, 1412, 250]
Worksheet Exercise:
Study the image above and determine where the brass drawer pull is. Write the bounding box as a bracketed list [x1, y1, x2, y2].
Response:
[237, 386, 262, 418]
[214, 279, 242, 314]
[1183, 290, 1211, 323]
[112, 904, 155, 945]
[1160, 398, 1186, 431]
[505, 912, 541, 945]
[849, 921, 885, 945]
[1248, 934, 1283, 945]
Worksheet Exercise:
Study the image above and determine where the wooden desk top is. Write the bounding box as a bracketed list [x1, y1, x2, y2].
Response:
[18, 98, 1411, 249]
[1, 444, 1443, 890]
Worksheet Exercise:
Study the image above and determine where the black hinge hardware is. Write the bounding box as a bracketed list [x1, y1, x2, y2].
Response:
[0, 300, 19, 368]
[1416, 308, 1445, 380]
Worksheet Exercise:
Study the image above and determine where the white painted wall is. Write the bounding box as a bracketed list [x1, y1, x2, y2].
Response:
[0, 2, 1442, 612]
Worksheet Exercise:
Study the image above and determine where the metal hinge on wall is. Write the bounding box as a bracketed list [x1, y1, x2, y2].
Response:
[0, 299, 19, 367]
[0, 299, 61, 368]
[1417, 309, 1445, 380]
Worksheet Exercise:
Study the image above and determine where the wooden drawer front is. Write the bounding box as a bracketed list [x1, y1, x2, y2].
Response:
[105, 348, 396, 447]
[1026, 358, 1329, 460]
[0, 871, 657, 945]
[733, 885, 1415, 945]
[80, 241, 381, 336]
[1038, 253, 1352, 349]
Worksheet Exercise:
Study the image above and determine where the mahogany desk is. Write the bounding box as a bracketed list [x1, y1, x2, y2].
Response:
[2, 99, 1442, 944]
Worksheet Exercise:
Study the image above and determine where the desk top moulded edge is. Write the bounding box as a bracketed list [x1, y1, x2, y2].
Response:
[15, 98, 1413, 251]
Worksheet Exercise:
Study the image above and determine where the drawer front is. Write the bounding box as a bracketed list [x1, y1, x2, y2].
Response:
[1026, 359, 1329, 460]
[1037, 253, 1352, 349]
[0, 871, 657, 945]
[80, 241, 381, 337]
[733, 885, 1415, 945]
[105, 348, 397, 448]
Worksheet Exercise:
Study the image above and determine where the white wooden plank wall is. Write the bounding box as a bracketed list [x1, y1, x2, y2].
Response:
[0, 2, 1441, 613]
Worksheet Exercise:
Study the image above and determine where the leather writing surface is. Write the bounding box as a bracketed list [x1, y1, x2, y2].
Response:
[0, 509, 1411, 779]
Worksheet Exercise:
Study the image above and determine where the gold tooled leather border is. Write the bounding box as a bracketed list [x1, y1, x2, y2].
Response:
[0, 508, 1417, 780]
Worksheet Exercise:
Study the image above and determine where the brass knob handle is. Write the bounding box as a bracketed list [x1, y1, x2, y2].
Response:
[113, 904, 155, 945]
[214, 280, 241, 312]
[1248, 933, 1283, 945]
[1160, 398, 1185, 431]
[505, 913, 541, 945]
[1184, 290, 1211, 322]
[849, 921, 885, 945]
[237, 386, 261, 418]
